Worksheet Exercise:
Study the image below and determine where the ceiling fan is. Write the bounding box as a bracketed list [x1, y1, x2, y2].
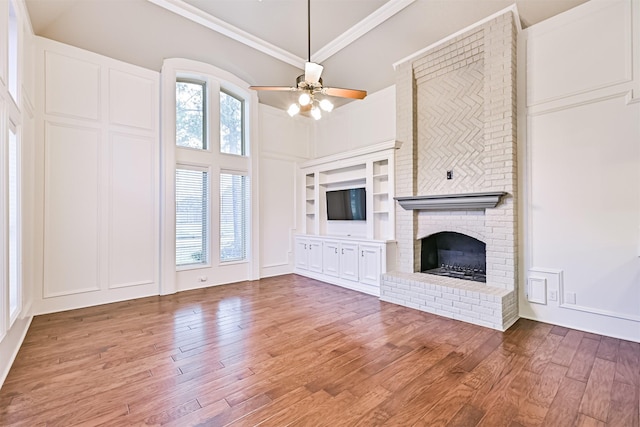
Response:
[249, 0, 367, 119]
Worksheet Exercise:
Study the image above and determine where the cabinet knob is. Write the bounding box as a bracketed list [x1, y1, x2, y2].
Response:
[335, 248, 338, 254]
[341, 248, 344, 255]
[361, 250, 364, 257]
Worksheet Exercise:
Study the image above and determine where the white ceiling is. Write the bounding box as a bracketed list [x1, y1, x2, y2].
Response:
[25, 0, 589, 110]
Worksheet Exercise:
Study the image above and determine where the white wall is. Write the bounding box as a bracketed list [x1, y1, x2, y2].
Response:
[33, 37, 160, 314]
[259, 104, 311, 277]
[520, 0, 640, 342]
[313, 85, 396, 158]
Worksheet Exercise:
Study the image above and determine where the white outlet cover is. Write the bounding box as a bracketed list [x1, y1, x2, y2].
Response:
[565, 292, 577, 304]
[527, 277, 547, 304]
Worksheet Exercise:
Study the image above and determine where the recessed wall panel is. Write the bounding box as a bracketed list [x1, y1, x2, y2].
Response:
[109, 69, 155, 130]
[527, 0, 631, 105]
[45, 51, 100, 121]
[260, 157, 294, 268]
[44, 123, 100, 297]
[530, 96, 640, 318]
[109, 133, 155, 288]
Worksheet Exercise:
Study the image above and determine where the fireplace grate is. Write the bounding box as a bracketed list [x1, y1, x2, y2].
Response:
[421, 232, 487, 283]
[424, 265, 486, 283]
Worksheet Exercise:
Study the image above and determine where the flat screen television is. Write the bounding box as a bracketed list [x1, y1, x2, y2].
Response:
[326, 188, 366, 221]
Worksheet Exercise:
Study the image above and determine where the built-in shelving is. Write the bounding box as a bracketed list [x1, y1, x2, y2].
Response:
[299, 140, 399, 241]
[371, 159, 392, 240]
[305, 172, 316, 233]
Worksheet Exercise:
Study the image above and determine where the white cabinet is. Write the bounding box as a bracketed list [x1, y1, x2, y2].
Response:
[323, 240, 340, 277]
[359, 244, 381, 286]
[295, 237, 323, 273]
[295, 239, 309, 269]
[295, 235, 395, 297]
[322, 240, 359, 282]
[339, 242, 359, 282]
[308, 240, 323, 273]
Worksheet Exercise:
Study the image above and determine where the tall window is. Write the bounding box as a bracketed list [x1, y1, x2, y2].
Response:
[220, 91, 244, 155]
[172, 65, 251, 273]
[175, 168, 209, 266]
[220, 173, 248, 262]
[8, 127, 19, 321]
[176, 80, 206, 150]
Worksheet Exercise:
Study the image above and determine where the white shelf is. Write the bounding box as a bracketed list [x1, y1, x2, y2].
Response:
[319, 177, 366, 187]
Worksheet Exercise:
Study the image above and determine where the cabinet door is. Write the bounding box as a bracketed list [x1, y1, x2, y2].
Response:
[359, 244, 381, 286]
[308, 240, 323, 273]
[323, 241, 340, 277]
[294, 238, 309, 270]
[340, 242, 359, 282]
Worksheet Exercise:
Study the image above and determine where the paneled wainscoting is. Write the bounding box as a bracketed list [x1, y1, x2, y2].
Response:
[0, 274, 638, 426]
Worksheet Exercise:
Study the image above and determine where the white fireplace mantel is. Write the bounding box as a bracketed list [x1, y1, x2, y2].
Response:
[395, 192, 507, 211]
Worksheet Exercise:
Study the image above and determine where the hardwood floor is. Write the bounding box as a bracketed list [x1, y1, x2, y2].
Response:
[0, 274, 638, 426]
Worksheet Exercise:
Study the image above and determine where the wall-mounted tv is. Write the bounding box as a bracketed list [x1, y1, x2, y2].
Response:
[326, 188, 366, 221]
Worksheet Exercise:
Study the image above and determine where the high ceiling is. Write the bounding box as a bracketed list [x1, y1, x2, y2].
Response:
[25, 0, 588, 110]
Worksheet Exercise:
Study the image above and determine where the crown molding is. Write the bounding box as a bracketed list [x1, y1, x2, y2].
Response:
[148, 0, 415, 68]
[146, 0, 306, 69]
[313, 0, 416, 63]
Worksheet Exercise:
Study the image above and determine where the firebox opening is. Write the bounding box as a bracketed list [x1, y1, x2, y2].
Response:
[421, 232, 486, 283]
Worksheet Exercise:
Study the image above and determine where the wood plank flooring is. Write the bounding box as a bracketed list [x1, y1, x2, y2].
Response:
[0, 274, 638, 426]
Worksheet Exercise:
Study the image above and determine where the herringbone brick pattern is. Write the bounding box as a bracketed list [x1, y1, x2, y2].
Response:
[417, 61, 485, 195]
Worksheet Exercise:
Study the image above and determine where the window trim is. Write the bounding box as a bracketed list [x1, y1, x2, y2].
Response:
[7, 122, 20, 326]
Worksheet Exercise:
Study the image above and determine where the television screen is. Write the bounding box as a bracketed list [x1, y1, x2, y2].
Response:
[326, 188, 366, 221]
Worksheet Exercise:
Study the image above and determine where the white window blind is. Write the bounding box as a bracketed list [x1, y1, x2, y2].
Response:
[220, 173, 248, 262]
[176, 168, 209, 266]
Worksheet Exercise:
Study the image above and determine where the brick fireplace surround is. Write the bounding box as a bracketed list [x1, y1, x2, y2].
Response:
[381, 11, 519, 331]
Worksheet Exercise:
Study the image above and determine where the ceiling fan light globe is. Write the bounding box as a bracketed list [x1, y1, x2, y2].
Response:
[298, 92, 312, 106]
[319, 99, 334, 112]
[311, 106, 322, 120]
[305, 62, 324, 85]
[287, 103, 300, 117]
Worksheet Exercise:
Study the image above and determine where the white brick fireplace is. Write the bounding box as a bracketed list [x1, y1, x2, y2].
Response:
[381, 11, 519, 331]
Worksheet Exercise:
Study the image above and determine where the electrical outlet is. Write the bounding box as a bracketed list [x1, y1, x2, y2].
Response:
[548, 290, 558, 301]
[446, 170, 453, 180]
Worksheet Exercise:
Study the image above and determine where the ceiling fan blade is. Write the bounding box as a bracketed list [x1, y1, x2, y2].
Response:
[249, 85, 297, 92]
[304, 62, 323, 85]
[322, 87, 367, 100]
